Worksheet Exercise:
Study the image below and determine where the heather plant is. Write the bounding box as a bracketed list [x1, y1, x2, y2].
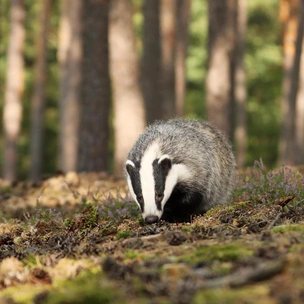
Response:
[97, 190, 140, 223]
[233, 159, 304, 205]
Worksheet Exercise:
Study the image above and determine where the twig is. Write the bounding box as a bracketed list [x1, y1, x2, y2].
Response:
[294, 198, 304, 208]
[197, 259, 285, 289]
[266, 212, 282, 232]
[36, 186, 46, 205]
[64, 181, 80, 199]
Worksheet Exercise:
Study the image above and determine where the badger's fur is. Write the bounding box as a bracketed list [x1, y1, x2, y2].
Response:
[125, 119, 236, 224]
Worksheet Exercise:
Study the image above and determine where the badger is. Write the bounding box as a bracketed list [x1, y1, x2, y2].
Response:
[125, 118, 236, 224]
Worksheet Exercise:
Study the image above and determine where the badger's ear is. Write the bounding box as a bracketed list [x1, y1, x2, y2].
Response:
[158, 154, 172, 174]
[126, 160, 136, 175]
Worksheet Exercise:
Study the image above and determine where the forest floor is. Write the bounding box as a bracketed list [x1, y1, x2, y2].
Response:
[0, 162, 304, 304]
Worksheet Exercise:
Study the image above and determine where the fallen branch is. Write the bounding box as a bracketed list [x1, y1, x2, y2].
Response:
[197, 259, 286, 289]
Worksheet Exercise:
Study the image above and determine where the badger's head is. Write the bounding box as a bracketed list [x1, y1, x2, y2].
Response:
[125, 142, 190, 224]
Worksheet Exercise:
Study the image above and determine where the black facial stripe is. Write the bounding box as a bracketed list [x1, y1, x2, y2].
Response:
[126, 163, 144, 212]
[153, 158, 171, 211]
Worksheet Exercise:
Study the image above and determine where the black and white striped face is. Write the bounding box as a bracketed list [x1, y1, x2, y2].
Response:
[126, 142, 190, 224]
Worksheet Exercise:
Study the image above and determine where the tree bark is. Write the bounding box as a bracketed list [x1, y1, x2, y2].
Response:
[295, 0, 304, 165]
[78, 0, 111, 172]
[3, 0, 25, 182]
[141, 0, 162, 124]
[109, 0, 146, 176]
[206, 0, 236, 139]
[161, 0, 176, 118]
[175, 0, 191, 117]
[279, 0, 304, 165]
[295, 39, 304, 165]
[233, 0, 247, 168]
[58, 0, 82, 173]
[30, 0, 51, 183]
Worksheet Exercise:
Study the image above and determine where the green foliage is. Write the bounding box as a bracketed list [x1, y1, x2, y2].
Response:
[185, 0, 207, 118]
[245, 0, 282, 167]
[181, 244, 253, 265]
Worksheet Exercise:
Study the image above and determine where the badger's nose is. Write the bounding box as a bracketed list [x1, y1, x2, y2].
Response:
[145, 215, 159, 224]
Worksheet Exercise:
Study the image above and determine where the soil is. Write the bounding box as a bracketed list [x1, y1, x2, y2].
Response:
[0, 170, 304, 304]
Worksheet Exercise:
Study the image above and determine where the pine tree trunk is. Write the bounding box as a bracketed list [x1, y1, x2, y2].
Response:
[30, 0, 51, 183]
[78, 0, 111, 172]
[161, 0, 176, 118]
[141, 0, 162, 124]
[233, 0, 247, 168]
[109, 0, 146, 176]
[3, 0, 25, 182]
[295, 0, 304, 165]
[206, 0, 236, 139]
[175, 0, 191, 117]
[279, 0, 304, 165]
[58, 0, 82, 173]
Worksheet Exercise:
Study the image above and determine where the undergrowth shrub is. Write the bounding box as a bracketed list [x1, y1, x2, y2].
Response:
[233, 159, 304, 204]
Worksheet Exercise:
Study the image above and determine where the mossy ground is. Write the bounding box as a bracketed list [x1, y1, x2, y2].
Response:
[0, 166, 304, 303]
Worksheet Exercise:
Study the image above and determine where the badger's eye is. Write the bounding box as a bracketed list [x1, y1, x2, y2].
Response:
[155, 193, 164, 202]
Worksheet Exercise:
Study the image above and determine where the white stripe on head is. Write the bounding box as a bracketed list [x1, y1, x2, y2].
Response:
[140, 141, 162, 219]
[158, 154, 170, 164]
[126, 159, 135, 168]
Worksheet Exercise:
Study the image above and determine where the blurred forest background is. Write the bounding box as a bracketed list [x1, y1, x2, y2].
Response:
[0, 0, 303, 183]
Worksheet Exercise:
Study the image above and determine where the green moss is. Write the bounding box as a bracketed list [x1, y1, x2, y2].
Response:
[0, 284, 49, 304]
[181, 226, 193, 233]
[180, 244, 254, 265]
[193, 284, 271, 304]
[45, 270, 122, 304]
[115, 230, 132, 240]
[271, 224, 304, 234]
[124, 250, 146, 260]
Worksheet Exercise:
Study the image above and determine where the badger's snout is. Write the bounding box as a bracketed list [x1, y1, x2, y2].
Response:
[145, 215, 159, 224]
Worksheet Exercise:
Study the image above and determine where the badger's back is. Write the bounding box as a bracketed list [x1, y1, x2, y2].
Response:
[126, 119, 236, 222]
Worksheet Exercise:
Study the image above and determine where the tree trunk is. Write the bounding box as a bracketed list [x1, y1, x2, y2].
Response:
[233, 0, 247, 168]
[141, 0, 162, 124]
[161, 0, 176, 118]
[175, 0, 191, 117]
[279, 0, 304, 165]
[109, 0, 146, 176]
[30, 0, 51, 183]
[78, 0, 111, 172]
[58, 0, 82, 173]
[295, 0, 304, 165]
[3, 0, 25, 182]
[206, 0, 236, 139]
[295, 36, 304, 165]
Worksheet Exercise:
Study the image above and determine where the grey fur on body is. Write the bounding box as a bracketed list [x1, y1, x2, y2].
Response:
[126, 118, 236, 223]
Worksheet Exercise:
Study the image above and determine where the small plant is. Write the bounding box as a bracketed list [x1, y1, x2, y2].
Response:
[97, 190, 140, 222]
[233, 159, 304, 205]
[64, 217, 75, 229]
[115, 230, 132, 240]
